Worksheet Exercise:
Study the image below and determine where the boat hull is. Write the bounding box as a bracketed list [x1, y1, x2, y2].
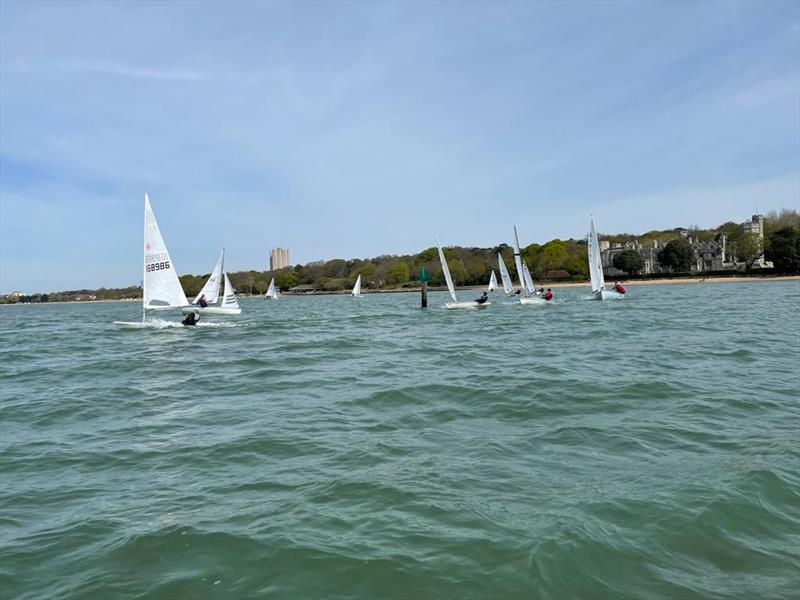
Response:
[590, 289, 625, 301]
[180, 306, 242, 315]
[446, 301, 491, 309]
[519, 296, 552, 305]
[265, 295, 279, 300]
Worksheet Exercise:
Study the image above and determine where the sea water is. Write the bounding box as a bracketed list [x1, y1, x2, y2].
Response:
[1, 281, 798, 599]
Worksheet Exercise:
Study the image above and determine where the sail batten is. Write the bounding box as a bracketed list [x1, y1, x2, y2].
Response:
[220, 273, 240, 309]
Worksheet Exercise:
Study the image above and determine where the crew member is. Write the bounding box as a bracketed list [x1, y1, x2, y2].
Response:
[543, 288, 554, 301]
[182, 310, 200, 326]
[614, 282, 626, 294]
[475, 291, 489, 304]
[197, 294, 208, 308]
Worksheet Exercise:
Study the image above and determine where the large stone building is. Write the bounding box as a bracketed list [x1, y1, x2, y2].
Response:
[269, 247, 291, 271]
[599, 214, 772, 275]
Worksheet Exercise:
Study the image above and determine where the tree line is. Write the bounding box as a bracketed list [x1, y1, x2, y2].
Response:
[4, 209, 798, 303]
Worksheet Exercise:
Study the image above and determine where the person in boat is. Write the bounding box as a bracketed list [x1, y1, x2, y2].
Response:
[543, 288, 554, 301]
[614, 281, 626, 294]
[514, 289, 522, 296]
[197, 294, 208, 308]
[475, 291, 489, 304]
[182, 310, 200, 326]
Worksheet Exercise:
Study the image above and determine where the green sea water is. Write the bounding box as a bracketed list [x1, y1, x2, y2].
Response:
[1, 281, 799, 599]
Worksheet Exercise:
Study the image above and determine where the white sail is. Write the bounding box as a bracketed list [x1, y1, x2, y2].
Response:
[436, 237, 458, 302]
[523, 264, 537, 294]
[220, 273, 240, 309]
[193, 247, 224, 304]
[265, 277, 278, 299]
[488, 270, 498, 292]
[497, 253, 514, 295]
[588, 216, 605, 292]
[512, 225, 528, 297]
[143, 193, 188, 310]
[351, 274, 362, 297]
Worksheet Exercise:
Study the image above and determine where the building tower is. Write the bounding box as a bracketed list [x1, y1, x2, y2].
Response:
[270, 247, 291, 271]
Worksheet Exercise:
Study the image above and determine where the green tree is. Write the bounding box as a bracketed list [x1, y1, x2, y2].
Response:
[658, 238, 694, 272]
[766, 227, 799, 273]
[613, 250, 645, 275]
[733, 232, 762, 272]
[386, 262, 410, 286]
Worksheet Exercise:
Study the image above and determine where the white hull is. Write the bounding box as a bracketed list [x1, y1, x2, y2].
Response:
[446, 301, 491, 309]
[181, 306, 242, 316]
[590, 289, 625, 301]
[519, 296, 552, 305]
[265, 295, 279, 300]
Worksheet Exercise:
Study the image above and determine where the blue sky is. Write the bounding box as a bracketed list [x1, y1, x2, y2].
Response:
[1, 0, 798, 293]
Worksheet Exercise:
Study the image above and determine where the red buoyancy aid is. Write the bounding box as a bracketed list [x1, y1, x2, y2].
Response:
[543, 290, 554, 301]
[614, 283, 626, 294]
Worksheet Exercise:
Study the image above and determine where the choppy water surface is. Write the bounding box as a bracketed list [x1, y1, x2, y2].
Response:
[1, 281, 799, 599]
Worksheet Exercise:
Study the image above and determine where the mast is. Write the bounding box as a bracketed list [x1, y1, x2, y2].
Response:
[142, 193, 147, 323]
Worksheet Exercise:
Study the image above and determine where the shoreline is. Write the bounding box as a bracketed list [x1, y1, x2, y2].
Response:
[2, 275, 797, 304]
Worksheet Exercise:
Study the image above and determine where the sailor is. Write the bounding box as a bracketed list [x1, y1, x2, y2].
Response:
[614, 282, 626, 294]
[514, 289, 522, 296]
[182, 310, 200, 326]
[197, 294, 208, 308]
[475, 291, 489, 304]
[543, 288, 554, 301]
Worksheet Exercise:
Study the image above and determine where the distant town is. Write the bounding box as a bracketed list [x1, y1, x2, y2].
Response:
[2, 209, 798, 304]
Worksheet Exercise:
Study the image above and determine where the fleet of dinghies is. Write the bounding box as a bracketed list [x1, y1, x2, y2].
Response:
[115, 195, 625, 326]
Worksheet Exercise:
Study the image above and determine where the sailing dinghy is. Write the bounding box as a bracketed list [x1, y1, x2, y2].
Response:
[436, 237, 489, 309]
[351, 274, 362, 298]
[513, 226, 548, 305]
[487, 270, 498, 292]
[265, 277, 280, 299]
[114, 193, 190, 327]
[180, 248, 241, 315]
[587, 216, 624, 300]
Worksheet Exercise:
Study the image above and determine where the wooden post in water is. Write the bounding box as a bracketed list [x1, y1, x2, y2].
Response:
[420, 267, 429, 309]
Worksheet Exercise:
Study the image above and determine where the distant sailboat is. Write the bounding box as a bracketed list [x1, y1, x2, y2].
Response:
[181, 248, 242, 315]
[513, 225, 547, 305]
[487, 270, 498, 292]
[265, 277, 279, 299]
[219, 272, 242, 313]
[436, 236, 489, 309]
[588, 216, 624, 301]
[114, 193, 189, 326]
[351, 274, 362, 298]
[497, 253, 514, 296]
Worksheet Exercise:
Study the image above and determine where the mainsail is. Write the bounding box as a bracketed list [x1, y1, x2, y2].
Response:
[497, 253, 514, 295]
[523, 264, 536, 294]
[351, 274, 362, 297]
[193, 248, 224, 304]
[488, 270, 498, 292]
[265, 277, 278, 299]
[588, 216, 605, 292]
[512, 225, 528, 297]
[220, 273, 240, 309]
[143, 193, 188, 311]
[436, 237, 458, 302]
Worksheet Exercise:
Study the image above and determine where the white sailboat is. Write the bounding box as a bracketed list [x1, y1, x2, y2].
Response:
[351, 274, 362, 298]
[180, 248, 242, 315]
[487, 270, 498, 292]
[114, 193, 189, 326]
[436, 236, 489, 309]
[497, 253, 514, 296]
[265, 277, 280, 299]
[513, 225, 547, 305]
[587, 216, 624, 300]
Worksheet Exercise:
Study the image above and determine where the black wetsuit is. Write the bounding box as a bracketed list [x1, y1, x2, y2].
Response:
[182, 313, 199, 326]
[198, 298, 208, 308]
[475, 293, 489, 304]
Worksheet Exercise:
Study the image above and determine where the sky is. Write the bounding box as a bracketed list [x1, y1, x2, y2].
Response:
[1, 0, 798, 293]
